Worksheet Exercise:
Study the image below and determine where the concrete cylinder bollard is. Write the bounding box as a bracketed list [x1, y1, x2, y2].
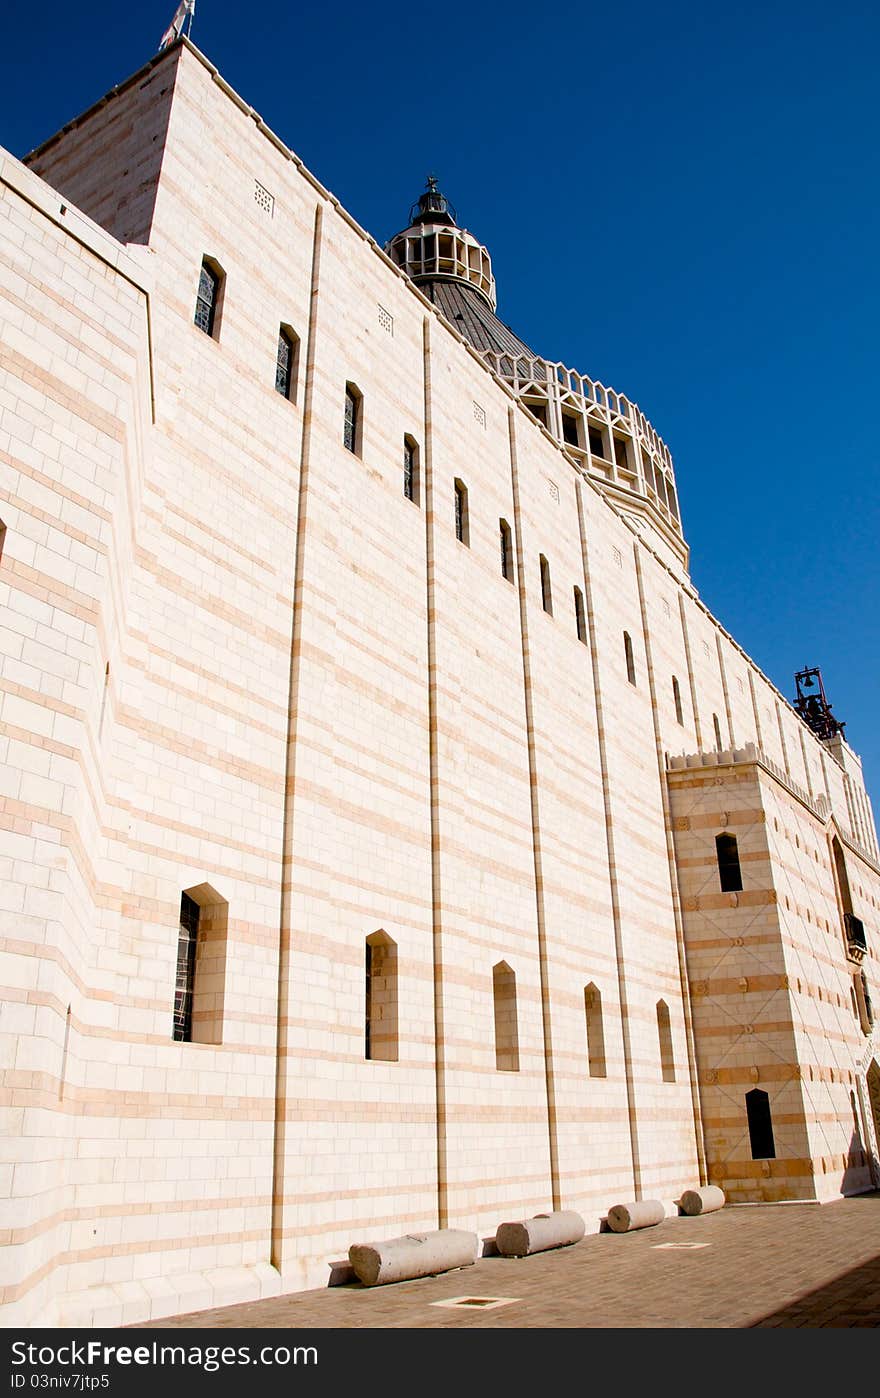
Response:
[495, 1210, 586, 1258]
[678, 1186, 725, 1216]
[605, 1200, 665, 1233]
[348, 1229, 478, 1287]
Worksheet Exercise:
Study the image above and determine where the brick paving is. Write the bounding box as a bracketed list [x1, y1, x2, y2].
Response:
[130, 1191, 880, 1329]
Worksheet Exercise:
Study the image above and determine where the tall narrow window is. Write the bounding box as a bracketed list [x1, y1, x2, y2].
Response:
[624, 631, 636, 685]
[588, 426, 605, 459]
[716, 832, 743, 892]
[275, 325, 298, 400]
[500, 518, 514, 581]
[540, 555, 553, 614]
[194, 258, 223, 337]
[493, 962, 519, 1071]
[0, 518, 5, 564]
[574, 586, 587, 643]
[657, 1000, 675, 1082]
[403, 435, 419, 504]
[173, 893, 199, 1042]
[672, 675, 684, 725]
[854, 971, 874, 1034]
[454, 479, 469, 545]
[667, 479, 680, 522]
[713, 712, 723, 750]
[172, 883, 228, 1045]
[584, 983, 606, 1077]
[343, 382, 362, 455]
[613, 436, 629, 471]
[365, 931, 398, 1062]
[746, 1088, 775, 1159]
[561, 410, 581, 447]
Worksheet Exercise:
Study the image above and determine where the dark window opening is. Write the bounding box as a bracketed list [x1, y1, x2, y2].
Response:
[673, 675, 684, 725]
[275, 326, 298, 400]
[404, 435, 419, 504]
[540, 555, 553, 615]
[667, 479, 680, 521]
[454, 479, 469, 545]
[173, 893, 199, 1042]
[574, 586, 587, 643]
[194, 259, 221, 337]
[624, 631, 636, 685]
[588, 426, 605, 459]
[746, 1088, 775, 1159]
[527, 400, 549, 427]
[344, 383, 362, 455]
[500, 519, 514, 581]
[642, 451, 656, 494]
[716, 832, 743, 892]
[713, 712, 723, 750]
[561, 411, 581, 447]
[613, 436, 629, 470]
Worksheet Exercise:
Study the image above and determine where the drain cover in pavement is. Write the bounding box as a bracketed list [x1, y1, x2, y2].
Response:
[431, 1296, 519, 1310]
[652, 1242, 711, 1250]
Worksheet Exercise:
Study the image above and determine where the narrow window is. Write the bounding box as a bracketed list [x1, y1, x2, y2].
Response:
[667, 479, 680, 522]
[527, 400, 548, 427]
[500, 519, 514, 581]
[343, 382, 362, 455]
[624, 630, 636, 685]
[642, 451, 656, 495]
[854, 971, 874, 1034]
[574, 586, 587, 643]
[194, 258, 223, 337]
[540, 555, 553, 614]
[746, 1088, 775, 1159]
[454, 479, 469, 545]
[613, 436, 629, 471]
[657, 1000, 675, 1082]
[365, 931, 398, 1062]
[403, 435, 419, 504]
[275, 325, 298, 401]
[716, 832, 743, 892]
[172, 884, 228, 1044]
[173, 893, 199, 1042]
[672, 675, 684, 725]
[588, 426, 605, 459]
[584, 983, 606, 1077]
[0, 518, 5, 563]
[493, 961, 519, 1072]
[561, 410, 581, 447]
[713, 712, 723, 750]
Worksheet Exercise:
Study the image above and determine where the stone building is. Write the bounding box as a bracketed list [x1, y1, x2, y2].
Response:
[0, 37, 878, 1327]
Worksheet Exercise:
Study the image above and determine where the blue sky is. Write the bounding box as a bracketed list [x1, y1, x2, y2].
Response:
[2, 0, 878, 798]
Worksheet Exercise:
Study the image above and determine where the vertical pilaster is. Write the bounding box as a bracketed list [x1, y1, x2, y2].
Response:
[271, 201, 324, 1270]
[575, 476, 641, 1198]
[507, 406, 560, 1209]
[421, 314, 449, 1225]
[635, 543, 707, 1182]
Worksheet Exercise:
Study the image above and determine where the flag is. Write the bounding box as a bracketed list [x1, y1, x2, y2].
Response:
[159, 0, 195, 50]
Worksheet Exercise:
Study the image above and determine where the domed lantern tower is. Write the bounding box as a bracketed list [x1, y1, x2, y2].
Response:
[387, 178, 688, 571]
[386, 176, 497, 309]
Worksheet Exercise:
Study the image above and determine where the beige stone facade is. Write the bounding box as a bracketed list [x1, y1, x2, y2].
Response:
[1, 39, 878, 1328]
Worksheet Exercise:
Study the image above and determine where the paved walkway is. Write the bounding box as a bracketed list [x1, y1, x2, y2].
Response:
[132, 1192, 880, 1329]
